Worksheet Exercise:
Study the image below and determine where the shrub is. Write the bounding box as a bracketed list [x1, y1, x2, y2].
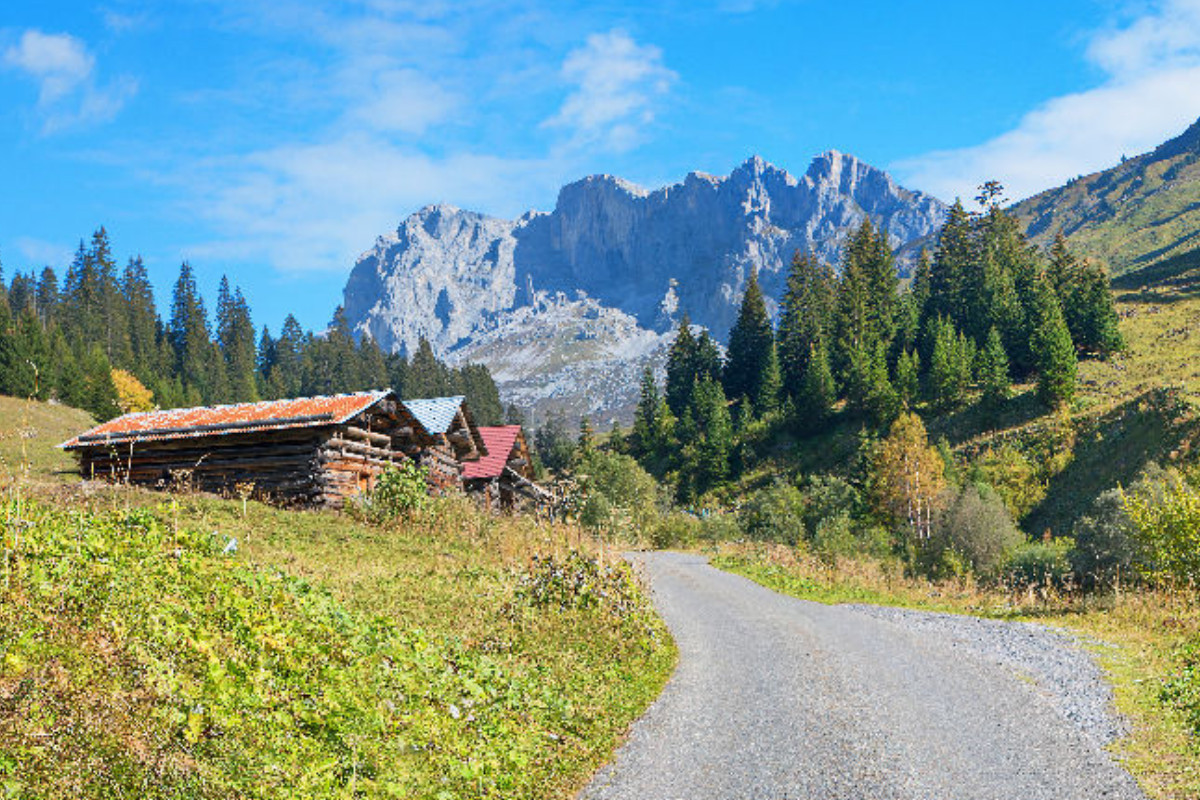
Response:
[928, 483, 1024, 577]
[1070, 487, 1143, 590]
[1125, 477, 1200, 586]
[971, 443, 1045, 521]
[514, 551, 641, 618]
[576, 450, 661, 542]
[802, 474, 862, 540]
[354, 460, 428, 521]
[650, 511, 700, 550]
[737, 480, 806, 544]
[1003, 538, 1074, 590]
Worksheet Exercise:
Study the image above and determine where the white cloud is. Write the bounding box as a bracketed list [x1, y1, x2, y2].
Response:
[894, 0, 1200, 203]
[543, 29, 676, 152]
[13, 236, 72, 269]
[351, 68, 460, 134]
[178, 134, 565, 275]
[3, 28, 136, 133]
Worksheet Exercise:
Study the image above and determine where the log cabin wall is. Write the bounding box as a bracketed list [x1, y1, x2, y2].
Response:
[60, 391, 454, 508]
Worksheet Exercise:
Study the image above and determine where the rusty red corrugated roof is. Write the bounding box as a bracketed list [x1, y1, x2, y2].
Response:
[462, 425, 523, 479]
[60, 390, 394, 449]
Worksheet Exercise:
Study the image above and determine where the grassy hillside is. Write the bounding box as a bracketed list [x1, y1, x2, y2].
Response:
[1012, 118, 1200, 275]
[0, 403, 675, 799]
[0, 396, 94, 485]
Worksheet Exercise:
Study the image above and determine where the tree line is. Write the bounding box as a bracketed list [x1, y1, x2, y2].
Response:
[624, 186, 1123, 500]
[0, 227, 503, 423]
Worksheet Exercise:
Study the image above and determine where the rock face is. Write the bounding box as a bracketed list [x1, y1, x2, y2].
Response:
[343, 153, 947, 421]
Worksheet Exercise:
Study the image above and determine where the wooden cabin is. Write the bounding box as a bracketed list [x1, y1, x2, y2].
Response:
[461, 425, 548, 511]
[402, 396, 486, 491]
[59, 391, 485, 507]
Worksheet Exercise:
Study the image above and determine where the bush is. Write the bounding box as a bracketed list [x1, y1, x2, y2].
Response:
[1125, 476, 1200, 586]
[353, 460, 428, 521]
[577, 450, 661, 542]
[514, 551, 641, 618]
[1003, 538, 1074, 590]
[737, 480, 806, 544]
[802, 474, 862, 540]
[928, 483, 1024, 577]
[1071, 487, 1143, 590]
[650, 511, 700, 549]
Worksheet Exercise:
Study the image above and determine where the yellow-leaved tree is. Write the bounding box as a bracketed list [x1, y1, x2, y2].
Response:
[871, 412, 947, 543]
[111, 369, 155, 414]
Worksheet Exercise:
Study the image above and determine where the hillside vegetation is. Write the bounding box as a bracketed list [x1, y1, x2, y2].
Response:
[0, 406, 674, 799]
[1013, 117, 1200, 275]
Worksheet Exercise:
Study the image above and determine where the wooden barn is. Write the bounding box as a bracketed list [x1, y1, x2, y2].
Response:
[461, 425, 548, 511]
[401, 396, 487, 491]
[59, 391, 486, 507]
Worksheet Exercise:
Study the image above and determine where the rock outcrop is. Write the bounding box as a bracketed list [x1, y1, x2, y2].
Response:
[343, 152, 947, 421]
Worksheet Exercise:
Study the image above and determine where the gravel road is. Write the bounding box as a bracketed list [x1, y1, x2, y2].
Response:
[579, 551, 1145, 800]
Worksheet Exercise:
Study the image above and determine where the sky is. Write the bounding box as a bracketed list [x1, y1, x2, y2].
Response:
[5, 0, 1200, 335]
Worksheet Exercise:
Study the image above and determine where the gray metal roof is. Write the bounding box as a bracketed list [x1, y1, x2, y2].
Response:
[403, 396, 467, 435]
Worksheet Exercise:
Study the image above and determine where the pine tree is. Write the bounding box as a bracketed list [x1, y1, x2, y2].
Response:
[121, 256, 159, 379]
[927, 317, 973, 410]
[90, 227, 129, 366]
[1030, 278, 1077, 408]
[895, 349, 920, 409]
[665, 314, 698, 416]
[405, 337, 449, 398]
[36, 266, 58, 328]
[578, 415, 595, 455]
[778, 252, 836, 397]
[168, 262, 211, 400]
[630, 365, 661, 460]
[215, 278, 259, 402]
[795, 339, 836, 432]
[722, 271, 773, 412]
[978, 326, 1011, 410]
[267, 314, 305, 399]
[927, 201, 973, 331]
[756, 341, 782, 415]
[691, 377, 732, 492]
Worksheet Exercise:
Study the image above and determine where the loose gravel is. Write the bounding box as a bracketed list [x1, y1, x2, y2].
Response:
[578, 551, 1145, 800]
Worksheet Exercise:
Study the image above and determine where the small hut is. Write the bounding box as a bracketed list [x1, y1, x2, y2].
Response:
[402, 396, 486, 491]
[59, 391, 484, 507]
[461, 425, 548, 511]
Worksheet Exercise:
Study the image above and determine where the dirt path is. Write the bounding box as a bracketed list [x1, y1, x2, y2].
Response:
[578, 552, 1144, 800]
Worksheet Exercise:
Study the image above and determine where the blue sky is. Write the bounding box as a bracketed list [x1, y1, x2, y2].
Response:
[5, 0, 1200, 335]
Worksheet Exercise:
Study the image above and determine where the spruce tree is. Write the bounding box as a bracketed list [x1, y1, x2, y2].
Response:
[665, 314, 698, 416]
[1030, 278, 1077, 408]
[778, 252, 836, 397]
[36, 266, 58, 328]
[267, 314, 305, 399]
[978, 326, 1011, 410]
[895, 349, 920, 409]
[216, 277, 259, 402]
[756, 341, 782, 416]
[630, 365, 660, 460]
[927, 201, 973, 330]
[168, 262, 211, 400]
[796, 339, 836, 431]
[722, 271, 773, 411]
[692, 377, 732, 491]
[121, 256, 159, 380]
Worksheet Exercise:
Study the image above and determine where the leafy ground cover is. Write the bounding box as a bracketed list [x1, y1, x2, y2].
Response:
[0, 402, 675, 799]
[712, 542, 1200, 800]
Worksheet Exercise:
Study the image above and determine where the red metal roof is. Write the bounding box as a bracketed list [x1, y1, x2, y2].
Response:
[60, 391, 393, 449]
[462, 425, 523, 479]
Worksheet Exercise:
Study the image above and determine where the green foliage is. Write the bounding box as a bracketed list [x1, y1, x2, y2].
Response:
[1159, 637, 1200, 743]
[793, 339, 835, 433]
[778, 253, 836, 400]
[927, 483, 1024, 577]
[576, 449, 660, 542]
[514, 551, 643, 617]
[1070, 486, 1144, 590]
[970, 443, 1044, 521]
[533, 409, 577, 474]
[737, 480, 806, 544]
[1124, 475, 1200, 586]
[977, 326, 1011, 410]
[352, 460, 429, 522]
[1002, 538, 1074, 590]
[927, 316, 975, 410]
[1031, 278, 1078, 408]
[722, 271, 773, 410]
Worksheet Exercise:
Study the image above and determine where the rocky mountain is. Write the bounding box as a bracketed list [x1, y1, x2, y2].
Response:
[1013, 116, 1200, 275]
[343, 153, 948, 421]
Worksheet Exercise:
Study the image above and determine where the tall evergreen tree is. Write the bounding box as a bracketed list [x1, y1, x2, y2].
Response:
[1030, 278, 1077, 408]
[978, 326, 1011, 410]
[722, 271, 773, 411]
[216, 277, 259, 401]
[168, 262, 211, 400]
[35, 266, 58, 328]
[795, 339, 836, 432]
[778, 252, 836, 397]
[665, 314, 698, 416]
[757, 341, 782, 415]
[691, 377, 732, 492]
[121, 256, 158, 379]
[927, 201, 973, 330]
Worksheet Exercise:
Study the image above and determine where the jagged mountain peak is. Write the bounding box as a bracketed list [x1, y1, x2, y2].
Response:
[344, 152, 948, 421]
